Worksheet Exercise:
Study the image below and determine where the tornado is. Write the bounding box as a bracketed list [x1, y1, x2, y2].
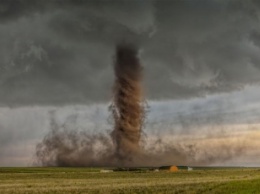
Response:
[111, 44, 144, 163]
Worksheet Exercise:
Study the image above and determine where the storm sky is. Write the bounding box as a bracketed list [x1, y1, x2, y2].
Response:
[1, 0, 260, 166]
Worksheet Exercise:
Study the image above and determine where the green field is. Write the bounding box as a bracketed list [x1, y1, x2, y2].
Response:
[0, 167, 260, 194]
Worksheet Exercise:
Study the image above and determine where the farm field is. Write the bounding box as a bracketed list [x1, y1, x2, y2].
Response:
[0, 167, 260, 194]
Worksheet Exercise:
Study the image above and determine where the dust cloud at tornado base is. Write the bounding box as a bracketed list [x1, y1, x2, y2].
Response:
[35, 109, 254, 167]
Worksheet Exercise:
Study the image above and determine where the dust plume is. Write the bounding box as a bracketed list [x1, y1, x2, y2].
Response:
[35, 111, 115, 167]
[35, 109, 252, 167]
[35, 44, 146, 167]
[110, 44, 145, 163]
[35, 45, 250, 167]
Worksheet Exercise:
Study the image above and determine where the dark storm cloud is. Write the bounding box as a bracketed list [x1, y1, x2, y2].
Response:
[0, 0, 155, 105]
[143, 0, 260, 99]
[0, 0, 260, 105]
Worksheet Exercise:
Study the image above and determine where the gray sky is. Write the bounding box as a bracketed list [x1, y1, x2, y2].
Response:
[0, 0, 260, 166]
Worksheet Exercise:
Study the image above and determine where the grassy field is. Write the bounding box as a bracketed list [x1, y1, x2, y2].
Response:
[0, 167, 260, 194]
